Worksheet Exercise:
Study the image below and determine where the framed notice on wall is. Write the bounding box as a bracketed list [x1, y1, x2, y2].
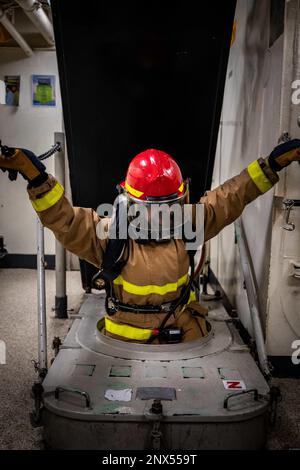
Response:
[4, 75, 20, 106]
[32, 74, 56, 106]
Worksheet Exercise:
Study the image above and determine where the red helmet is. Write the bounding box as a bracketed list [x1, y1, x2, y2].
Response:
[120, 149, 186, 202]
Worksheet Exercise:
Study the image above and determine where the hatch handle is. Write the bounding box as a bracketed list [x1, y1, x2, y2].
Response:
[54, 386, 91, 409]
[288, 260, 300, 279]
[223, 388, 259, 409]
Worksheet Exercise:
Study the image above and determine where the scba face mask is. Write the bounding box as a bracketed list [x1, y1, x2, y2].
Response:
[100, 192, 188, 242]
[126, 191, 189, 242]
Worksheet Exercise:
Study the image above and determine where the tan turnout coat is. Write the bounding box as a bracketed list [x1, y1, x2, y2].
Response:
[27, 161, 278, 342]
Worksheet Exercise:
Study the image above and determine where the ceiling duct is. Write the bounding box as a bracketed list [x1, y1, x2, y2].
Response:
[15, 0, 55, 46]
[0, 7, 33, 56]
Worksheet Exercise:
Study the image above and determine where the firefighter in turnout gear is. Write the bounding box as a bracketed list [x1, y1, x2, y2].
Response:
[1, 141, 300, 343]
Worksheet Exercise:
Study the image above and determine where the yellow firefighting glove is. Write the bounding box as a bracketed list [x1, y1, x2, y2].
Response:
[0, 143, 47, 185]
[267, 139, 300, 172]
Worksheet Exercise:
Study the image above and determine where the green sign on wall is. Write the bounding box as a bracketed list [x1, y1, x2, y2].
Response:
[32, 75, 56, 106]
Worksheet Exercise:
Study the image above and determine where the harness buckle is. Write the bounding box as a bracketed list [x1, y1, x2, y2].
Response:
[106, 297, 119, 315]
[160, 302, 173, 313]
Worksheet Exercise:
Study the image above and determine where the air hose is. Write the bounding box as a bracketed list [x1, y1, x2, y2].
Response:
[37, 142, 61, 161]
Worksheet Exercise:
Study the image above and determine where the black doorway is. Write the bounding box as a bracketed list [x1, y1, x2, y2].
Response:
[51, 1, 236, 288]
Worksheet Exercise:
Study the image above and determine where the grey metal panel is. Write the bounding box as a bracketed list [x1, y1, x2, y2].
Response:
[60, 318, 82, 349]
[43, 349, 268, 422]
[42, 409, 268, 450]
[42, 293, 269, 432]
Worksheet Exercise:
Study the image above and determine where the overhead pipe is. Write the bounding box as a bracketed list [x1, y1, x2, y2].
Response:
[0, 7, 33, 56]
[15, 0, 55, 46]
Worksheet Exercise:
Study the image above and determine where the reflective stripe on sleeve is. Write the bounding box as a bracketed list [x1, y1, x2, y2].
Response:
[247, 160, 273, 193]
[113, 272, 189, 296]
[31, 181, 64, 212]
[105, 317, 155, 340]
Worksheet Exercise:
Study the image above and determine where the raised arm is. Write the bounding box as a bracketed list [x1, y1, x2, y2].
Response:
[27, 175, 108, 267]
[0, 145, 108, 268]
[196, 140, 300, 242]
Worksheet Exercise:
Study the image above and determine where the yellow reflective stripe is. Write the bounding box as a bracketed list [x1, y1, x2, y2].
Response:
[178, 182, 184, 193]
[247, 160, 273, 193]
[31, 182, 64, 212]
[125, 180, 144, 198]
[105, 317, 154, 340]
[188, 290, 197, 303]
[180, 289, 197, 312]
[113, 272, 189, 296]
